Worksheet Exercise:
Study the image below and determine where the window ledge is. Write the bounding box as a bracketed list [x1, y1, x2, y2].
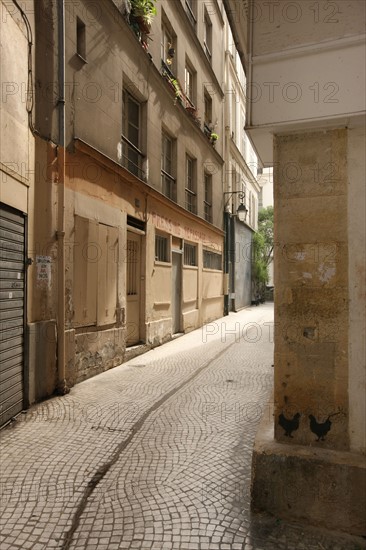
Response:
[154, 260, 172, 267]
[76, 53, 88, 64]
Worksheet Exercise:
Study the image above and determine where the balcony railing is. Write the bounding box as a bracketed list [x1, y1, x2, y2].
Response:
[204, 201, 212, 223]
[204, 41, 212, 62]
[161, 170, 176, 201]
[185, 188, 197, 214]
[121, 135, 146, 180]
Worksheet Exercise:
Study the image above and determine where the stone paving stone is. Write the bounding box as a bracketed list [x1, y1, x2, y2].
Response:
[1, 305, 365, 550]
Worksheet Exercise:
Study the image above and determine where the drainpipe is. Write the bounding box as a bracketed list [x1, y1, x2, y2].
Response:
[247, 0, 254, 127]
[56, 0, 67, 393]
[224, 210, 230, 316]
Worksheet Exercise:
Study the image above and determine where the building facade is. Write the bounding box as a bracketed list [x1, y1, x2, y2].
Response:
[0, 2, 37, 424]
[223, 19, 260, 312]
[0, 0, 232, 417]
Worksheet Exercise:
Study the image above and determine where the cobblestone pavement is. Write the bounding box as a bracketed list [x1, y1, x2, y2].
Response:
[1, 304, 365, 550]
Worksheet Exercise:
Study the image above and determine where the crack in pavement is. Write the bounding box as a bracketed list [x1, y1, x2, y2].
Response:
[61, 338, 240, 550]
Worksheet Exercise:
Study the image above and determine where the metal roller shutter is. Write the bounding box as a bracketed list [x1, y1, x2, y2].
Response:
[0, 205, 25, 426]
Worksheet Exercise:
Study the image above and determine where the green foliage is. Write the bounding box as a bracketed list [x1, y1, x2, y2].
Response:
[252, 206, 274, 295]
[131, 0, 157, 23]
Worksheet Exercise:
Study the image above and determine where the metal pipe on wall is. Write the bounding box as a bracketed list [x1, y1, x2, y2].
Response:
[56, 0, 67, 393]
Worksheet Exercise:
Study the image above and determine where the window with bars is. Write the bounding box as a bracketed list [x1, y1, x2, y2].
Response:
[185, 155, 197, 214]
[155, 234, 170, 262]
[184, 243, 197, 266]
[127, 239, 138, 296]
[204, 173, 212, 223]
[161, 132, 176, 201]
[203, 249, 222, 270]
[122, 90, 144, 178]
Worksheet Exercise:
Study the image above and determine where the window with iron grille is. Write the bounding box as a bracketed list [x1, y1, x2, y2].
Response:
[161, 132, 176, 201]
[203, 249, 222, 270]
[204, 173, 212, 223]
[185, 155, 197, 214]
[122, 90, 144, 178]
[184, 243, 197, 266]
[155, 234, 170, 263]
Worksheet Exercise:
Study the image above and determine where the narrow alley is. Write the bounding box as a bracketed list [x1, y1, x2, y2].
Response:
[0, 304, 363, 550]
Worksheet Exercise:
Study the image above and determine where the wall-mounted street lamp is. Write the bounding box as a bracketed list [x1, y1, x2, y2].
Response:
[223, 190, 248, 222]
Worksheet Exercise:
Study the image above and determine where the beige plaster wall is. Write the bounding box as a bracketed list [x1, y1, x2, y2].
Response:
[348, 125, 366, 455]
[274, 128, 349, 451]
[61, 0, 225, 228]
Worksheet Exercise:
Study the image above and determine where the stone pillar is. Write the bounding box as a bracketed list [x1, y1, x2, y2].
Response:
[274, 128, 349, 450]
[251, 128, 366, 536]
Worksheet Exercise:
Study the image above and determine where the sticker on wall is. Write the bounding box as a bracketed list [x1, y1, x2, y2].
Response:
[36, 256, 52, 289]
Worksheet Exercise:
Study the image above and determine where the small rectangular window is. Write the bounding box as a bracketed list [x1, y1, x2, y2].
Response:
[122, 90, 144, 178]
[204, 173, 212, 223]
[184, 243, 197, 266]
[204, 90, 212, 137]
[203, 249, 222, 270]
[185, 0, 196, 28]
[155, 234, 170, 263]
[161, 22, 176, 72]
[185, 155, 197, 214]
[204, 10, 212, 61]
[185, 64, 195, 105]
[161, 131, 176, 201]
[76, 17, 86, 60]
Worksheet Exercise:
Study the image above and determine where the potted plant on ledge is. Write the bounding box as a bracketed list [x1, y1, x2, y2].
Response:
[130, 0, 157, 35]
[210, 132, 219, 145]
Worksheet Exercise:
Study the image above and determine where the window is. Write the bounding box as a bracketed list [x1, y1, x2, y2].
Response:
[161, 23, 176, 71]
[231, 90, 237, 140]
[155, 234, 170, 262]
[251, 193, 256, 227]
[204, 10, 212, 61]
[204, 173, 212, 223]
[185, 0, 196, 28]
[203, 249, 222, 270]
[185, 64, 195, 105]
[122, 90, 144, 178]
[161, 132, 176, 201]
[204, 90, 212, 137]
[76, 17, 86, 60]
[184, 243, 197, 266]
[185, 155, 197, 214]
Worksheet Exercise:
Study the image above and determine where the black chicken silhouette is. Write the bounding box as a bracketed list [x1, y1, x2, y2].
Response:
[278, 412, 300, 437]
[309, 412, 340, 441]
